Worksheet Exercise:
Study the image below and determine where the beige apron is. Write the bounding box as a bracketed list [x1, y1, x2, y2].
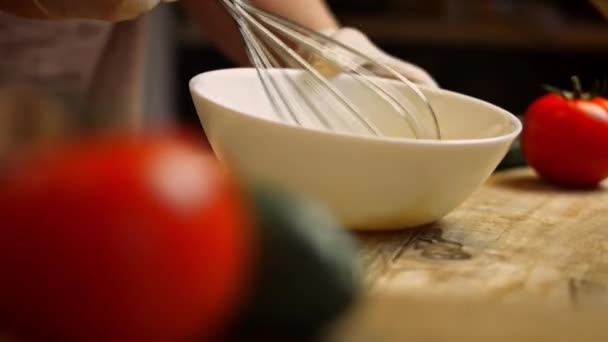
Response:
[0, 10, 147, 130]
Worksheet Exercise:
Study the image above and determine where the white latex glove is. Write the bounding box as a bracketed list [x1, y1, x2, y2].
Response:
[5, 0, 176, 21]
[322, 27, 439, 88]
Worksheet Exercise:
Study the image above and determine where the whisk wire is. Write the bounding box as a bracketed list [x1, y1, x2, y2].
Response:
[245, 3, 436, 138]
[234, 5, 343, 130]
[223, 1, 295, 124]
[252, 31, 343, 130]
[221, 0, 441, 139]
[233, 1, 381, 134]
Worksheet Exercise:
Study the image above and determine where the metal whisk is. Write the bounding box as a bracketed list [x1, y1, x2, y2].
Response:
[220, 0, 442, 140]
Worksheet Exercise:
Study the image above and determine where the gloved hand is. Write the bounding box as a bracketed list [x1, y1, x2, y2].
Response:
[321, 27, 439, 88]
[2, 0, 176, 21]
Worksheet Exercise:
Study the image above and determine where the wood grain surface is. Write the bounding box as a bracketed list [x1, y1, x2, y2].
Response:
[326, 167, 608, 341]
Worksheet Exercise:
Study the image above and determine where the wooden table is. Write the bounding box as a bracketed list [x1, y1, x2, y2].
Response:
[326, 167, 608, 341]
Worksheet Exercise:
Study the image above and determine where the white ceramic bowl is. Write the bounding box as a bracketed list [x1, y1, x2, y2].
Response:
[189, 68, 521, 230]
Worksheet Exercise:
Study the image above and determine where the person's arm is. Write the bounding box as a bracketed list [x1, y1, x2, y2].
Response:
[180, 0, 438, 87]
[251, 0, 339, 31]
[0, 0, 172, 21]
[179, 0, 339, 66]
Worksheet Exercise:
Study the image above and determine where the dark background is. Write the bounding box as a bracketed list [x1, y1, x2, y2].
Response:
[173, 0, 608, 129]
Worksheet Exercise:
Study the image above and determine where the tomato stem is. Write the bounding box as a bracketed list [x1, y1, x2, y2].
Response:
[542, 76, 597, 100]
[571, 76, 584, 98]
[542, 84, 570, 99]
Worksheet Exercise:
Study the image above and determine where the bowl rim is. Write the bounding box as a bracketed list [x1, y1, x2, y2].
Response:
[189, 68, 523, 147]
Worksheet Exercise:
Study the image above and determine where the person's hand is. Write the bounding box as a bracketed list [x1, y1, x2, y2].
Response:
[1, 0, 177, 22]
[322, 27, 439, 88]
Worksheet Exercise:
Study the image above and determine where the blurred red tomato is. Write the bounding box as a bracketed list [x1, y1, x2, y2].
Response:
[0, 133, 253, 341]
[521, 77, 608, 188]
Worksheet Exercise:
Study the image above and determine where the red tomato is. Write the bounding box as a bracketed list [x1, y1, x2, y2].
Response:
[0, 133, 253, 341]
[521, 78, 608, 188]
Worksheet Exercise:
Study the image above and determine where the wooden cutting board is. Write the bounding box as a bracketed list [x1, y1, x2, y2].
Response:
[325, 167, 608, 341]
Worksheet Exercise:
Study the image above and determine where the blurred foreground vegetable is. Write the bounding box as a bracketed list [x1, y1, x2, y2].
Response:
[227, 185, 361, 340]
[0, 133, 254, 341]
[0, 131, 361, 340]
